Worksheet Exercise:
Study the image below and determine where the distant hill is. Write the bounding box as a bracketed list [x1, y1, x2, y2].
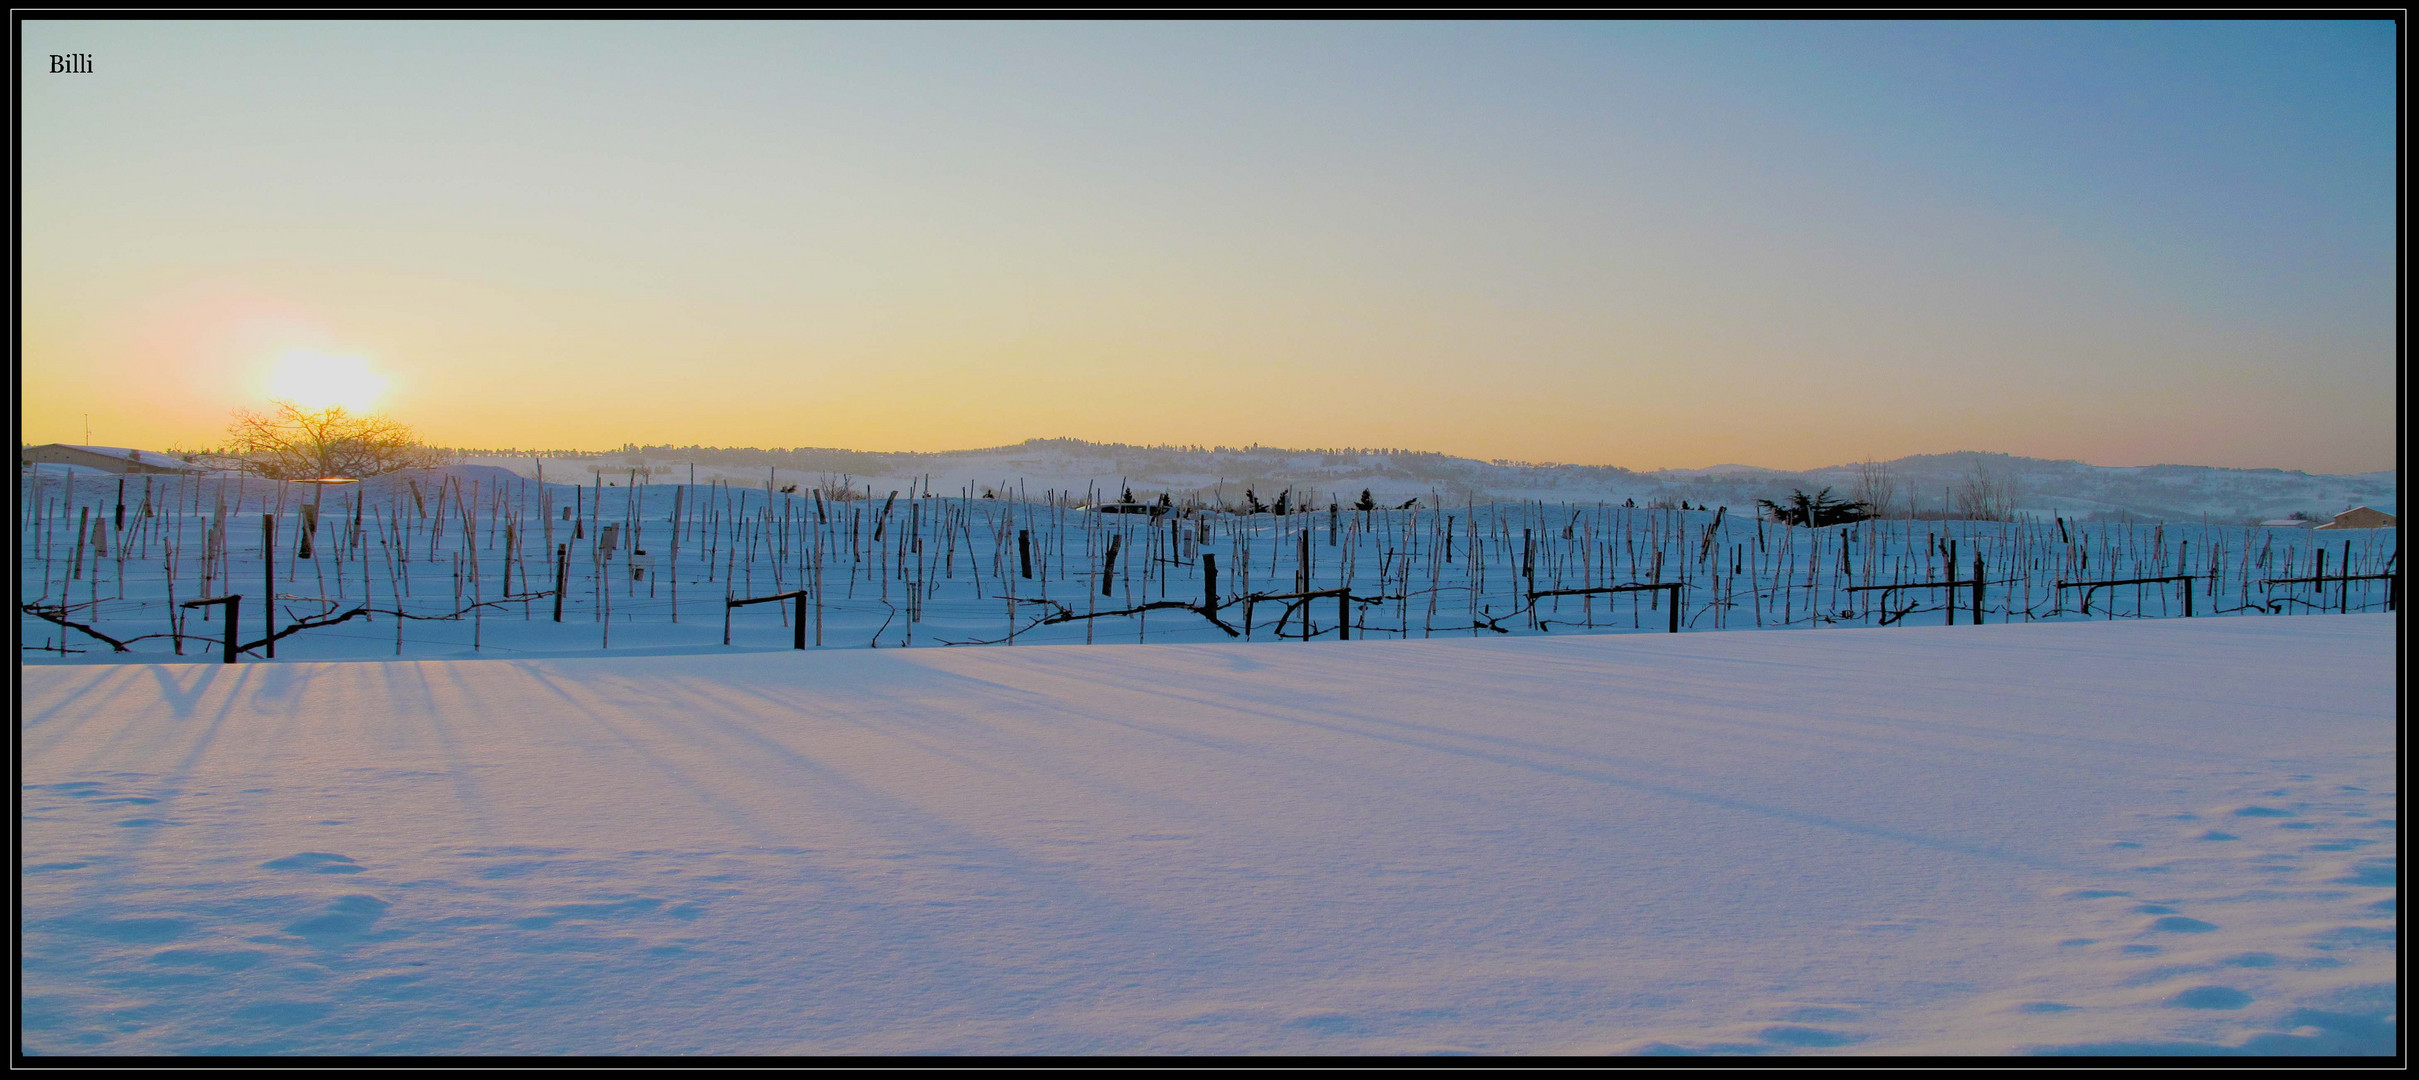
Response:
[453, 440, 2395, 524]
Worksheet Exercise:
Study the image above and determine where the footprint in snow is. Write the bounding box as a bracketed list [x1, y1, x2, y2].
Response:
[1284, 1012, 1371, 1035]
[1772, 1006, 1861, 1023]
[231, 1000, 337, 1026]
[2333, 859, 2394, 887]
[2305, 838, 2377, 852]
[261, 853, 364, 874]
[284, 895, 390, 944]
[2167, 986, 2252, 1010]
[28, 781, 104, 796]
[2144, 916, 2218, 934]
[2306, 926, 2395, 952]
[147, 948, 273, 971]
[514, 897, 669, 929]
[1758, 1025, 1865, 1048]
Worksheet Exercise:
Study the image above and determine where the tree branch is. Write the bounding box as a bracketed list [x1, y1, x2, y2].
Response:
[19, 603, 133, 652]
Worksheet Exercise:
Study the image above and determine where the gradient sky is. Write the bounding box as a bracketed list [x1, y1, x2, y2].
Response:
[18, 20, 2398, 472]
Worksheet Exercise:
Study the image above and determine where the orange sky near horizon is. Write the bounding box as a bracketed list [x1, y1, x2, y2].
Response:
[18, 21, 2397, 475]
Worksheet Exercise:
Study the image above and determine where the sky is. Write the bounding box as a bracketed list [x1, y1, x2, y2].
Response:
[17, 20, 2399, 473]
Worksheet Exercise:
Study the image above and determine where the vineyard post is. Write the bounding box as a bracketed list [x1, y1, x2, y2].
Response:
[1972, 553, 1984, 625]
[2340, 539, 2352, 613]
[178, 594, 241, 664]
[2182, 540, 2195, 617]
[1945, 539, 1958, 626]
[263, 514, 277, 658]
[1202, 552, 1219, 618]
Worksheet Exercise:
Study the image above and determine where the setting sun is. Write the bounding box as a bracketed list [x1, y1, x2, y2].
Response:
[265, 349, 390, 412]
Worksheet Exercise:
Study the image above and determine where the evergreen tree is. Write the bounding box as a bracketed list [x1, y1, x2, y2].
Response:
[1756, 487, 1872, 527]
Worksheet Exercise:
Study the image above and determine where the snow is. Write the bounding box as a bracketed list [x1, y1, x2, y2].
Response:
[23, 469, 2401, 665]
[455, 443, 2398, 523]
[20, 615, 2395, 1055]
[37, 446, 200, 470]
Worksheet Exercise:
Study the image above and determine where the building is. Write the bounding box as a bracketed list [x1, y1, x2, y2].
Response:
[2314, 506, 2398, 530]
[20, 444, 207, 475]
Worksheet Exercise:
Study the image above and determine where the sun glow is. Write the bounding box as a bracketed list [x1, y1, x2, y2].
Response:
[266, 350, 389, 412]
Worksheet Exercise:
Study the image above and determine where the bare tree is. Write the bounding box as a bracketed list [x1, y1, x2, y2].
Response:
[1951, 461, 2018, 521]
[1851, 459, 1912, 520]
[215, 400, 448, 480]
[814, 474, 868, 501]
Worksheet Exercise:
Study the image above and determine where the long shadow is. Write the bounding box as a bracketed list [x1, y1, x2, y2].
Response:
[1172, 633, 2332, 784]
[18, 667, 148, 751]
[26, 663, 271, 934]
[681, 643, 2117, 883]
[510, 660, 1283, 1000]
[383, 660, 503, 839]
[506, 663, 807, 848]
[916, 646, 2113, 876]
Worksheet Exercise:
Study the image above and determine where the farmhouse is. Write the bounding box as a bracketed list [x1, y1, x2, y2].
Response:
[2314, 506, 2398, 530]
[20, 444, 206, 475]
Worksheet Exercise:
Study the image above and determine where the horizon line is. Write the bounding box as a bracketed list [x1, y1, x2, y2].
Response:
[392, 438, 2389, 479]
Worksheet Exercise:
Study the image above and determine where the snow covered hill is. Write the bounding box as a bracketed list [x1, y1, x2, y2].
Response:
[20, 616, 2394, 1055]
[459, 441, 2395, 525]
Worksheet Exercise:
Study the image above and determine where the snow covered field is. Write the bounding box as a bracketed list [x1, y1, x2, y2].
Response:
[20, 467, 2400, 664]
[20, 614, 2395, 1056]
[450, 442, 2397, 527]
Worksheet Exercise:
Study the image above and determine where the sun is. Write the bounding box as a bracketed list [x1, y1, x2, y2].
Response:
[267, 350, 390, 412]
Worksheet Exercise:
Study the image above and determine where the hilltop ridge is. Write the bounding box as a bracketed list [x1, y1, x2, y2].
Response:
[444, 439, 2395, 524]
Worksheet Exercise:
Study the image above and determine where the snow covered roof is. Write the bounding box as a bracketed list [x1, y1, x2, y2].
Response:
[21, 444, 207, 473]
[2314, 506, 2397, 530]
[63, 444, 191, 467]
